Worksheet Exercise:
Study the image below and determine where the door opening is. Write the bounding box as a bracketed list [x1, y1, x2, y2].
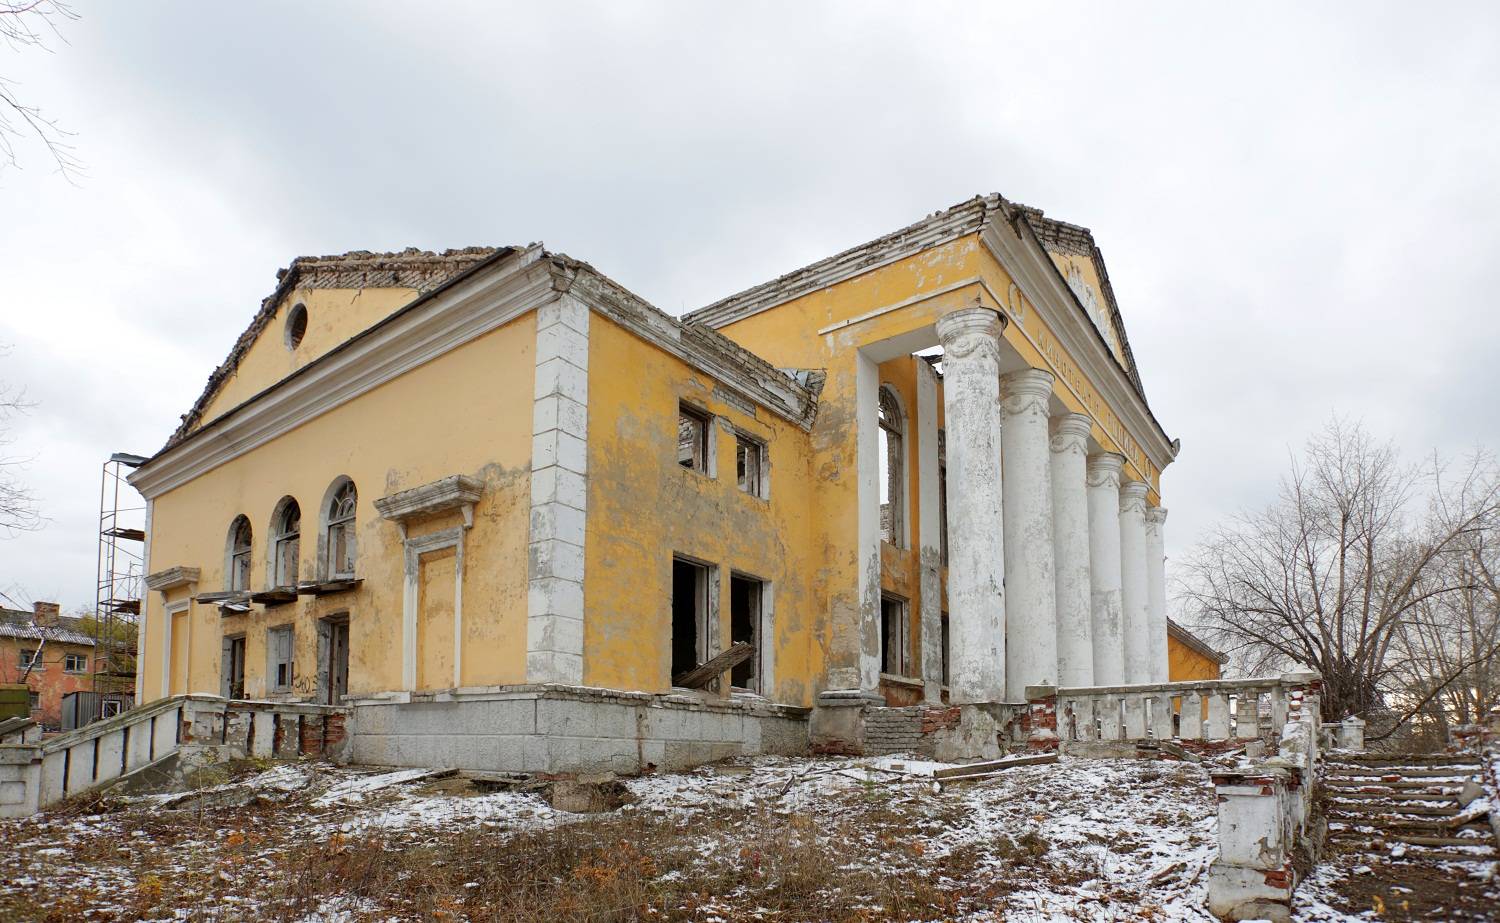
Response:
[671, 557, 711, 681]
[729, 574, 764, 691]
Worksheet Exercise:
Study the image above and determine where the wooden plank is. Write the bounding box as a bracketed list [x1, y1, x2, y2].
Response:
[672, 642, 754, 690]
[932, 752, 1057, 780]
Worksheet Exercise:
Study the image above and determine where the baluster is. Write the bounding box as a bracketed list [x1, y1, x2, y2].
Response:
[1180, 689, 1203, 739]
[1123, 693, 1147, 739]
[1270, 687, 1288, 733]
[1205, 690, 1231, 740]
[1151, 691, 1175, 740]
[1097, 695, 1120, 740]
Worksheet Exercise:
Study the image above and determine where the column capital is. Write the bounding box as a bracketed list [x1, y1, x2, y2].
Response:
[1145, 506, 1168, 527]
[1120, 480, 1149, 515]
[1085, 451, 1124, 489]
[999, 368, 1054, 416]
[935, 307, 1005, 357]
[1049, 413, 1092, 455]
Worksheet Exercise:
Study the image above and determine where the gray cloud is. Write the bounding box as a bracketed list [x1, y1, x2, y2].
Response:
[2, 1, 1497, 610]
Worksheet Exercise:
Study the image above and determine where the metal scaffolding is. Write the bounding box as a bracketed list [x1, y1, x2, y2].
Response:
[95, 452, 148, 697]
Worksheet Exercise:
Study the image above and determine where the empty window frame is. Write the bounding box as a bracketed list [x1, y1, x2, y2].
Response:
[729, 573, 765, 691]
[671, 556, 713, 681]
[227, 515, 253, 592]
[222, 635, 246, 699]
[735, 433, 767, 498]
[63, 653, 87, 674]
[325, 479, 358, 579]
[677, 403, 712, 473]
[878, 386, 905, 546]
[880, 594, 909, 677]
[268, 625, 295, 694]
[18, 648, 39, 670]
[272, 498, 301, 588]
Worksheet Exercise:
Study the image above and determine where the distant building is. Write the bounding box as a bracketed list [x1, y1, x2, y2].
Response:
[0, 603, 97, 730]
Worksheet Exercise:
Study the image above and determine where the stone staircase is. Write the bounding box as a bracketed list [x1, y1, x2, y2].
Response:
[1323, 752, 1496, 862]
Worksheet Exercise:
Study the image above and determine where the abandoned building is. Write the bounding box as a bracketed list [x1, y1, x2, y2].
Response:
[125, 193, 1223, 771]
[0, 603, 99, 730]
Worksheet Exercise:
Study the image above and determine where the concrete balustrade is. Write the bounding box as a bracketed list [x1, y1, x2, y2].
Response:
[0, 695, 350, 818]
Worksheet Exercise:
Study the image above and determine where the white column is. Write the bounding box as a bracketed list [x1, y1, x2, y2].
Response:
[935, 308, 1007, 704]
[1050, 413, 1094, 687]
[1119, 480, 1151, 684]
[1000, 368, 1058, 701]
[1145, 507, 1169, 683]
[1086, 453, 1125, 685]
[915, 358, 944, 703]
[853, 350, 883, 695]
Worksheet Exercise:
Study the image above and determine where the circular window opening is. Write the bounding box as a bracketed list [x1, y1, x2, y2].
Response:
[285, 303, 308, 350]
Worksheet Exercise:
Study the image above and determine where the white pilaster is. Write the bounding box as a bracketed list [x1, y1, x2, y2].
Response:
[1049, 413, 1094, 687]
[1086, 453, 1125, 685]
[915, 357, 944, 703]
[1000, 368, 1058, 701]
[853, 349, 883, 695]
[527, 294, 589, 684]
[1145, 507, 1169, 683]
[935, 308, 1007, 704]
[1118, 480, 1151, 684]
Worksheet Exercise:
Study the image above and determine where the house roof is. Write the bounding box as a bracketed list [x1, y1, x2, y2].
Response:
[167, 247, 505, 448]
[1167, 619, 1228, 666]
[0, 609, 96, 647]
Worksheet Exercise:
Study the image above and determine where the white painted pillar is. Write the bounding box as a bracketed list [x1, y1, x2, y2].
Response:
[1145, 506, 1170, 683]
[1119, 480, 1152, 684]
[1000, 368, 1058, 701]
[1086, 453, 1125, 685]
[1049, 413, 1094, 687]
[915, 358, 944, 703]
[934, 308, 1007, 704]
[852, 350, 883, 696]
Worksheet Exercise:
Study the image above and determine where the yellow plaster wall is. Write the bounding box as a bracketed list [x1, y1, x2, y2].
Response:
[139, 312, 537, 703]
[191, 286, 420, 432]
[1168, 636, 1223, 682]
[582, 313, 820, 706]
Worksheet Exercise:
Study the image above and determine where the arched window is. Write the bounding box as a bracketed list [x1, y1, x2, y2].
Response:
[878, 385, 905, 546]
[272, 498, 301, 587]
[325, 479, 357, 579]
[226, 516, 253, 592]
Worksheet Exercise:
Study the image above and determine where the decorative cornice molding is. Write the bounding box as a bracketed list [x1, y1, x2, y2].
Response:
[375, 475, 484, 532]
[145, 566, 201, 592]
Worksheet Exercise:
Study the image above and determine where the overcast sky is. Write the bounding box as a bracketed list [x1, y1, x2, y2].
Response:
[2, 2, 1497, 614]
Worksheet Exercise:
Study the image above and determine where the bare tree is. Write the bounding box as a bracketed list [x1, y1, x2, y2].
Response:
[0, 346, 40, 535]
[0, 1, 80, 179]
[1181, 419, 1500, 728]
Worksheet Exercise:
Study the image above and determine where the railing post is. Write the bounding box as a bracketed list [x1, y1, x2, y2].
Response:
[1205, 691, 1230, 739]
[1180, 689, 1203, 740]
[1336, 717, 1365, 751]
[1150, 690, 1174, 740]
[1207, 767, 1297, 922]
[1025, 685, 1060, 751]
[1122, 692, 1146, 739]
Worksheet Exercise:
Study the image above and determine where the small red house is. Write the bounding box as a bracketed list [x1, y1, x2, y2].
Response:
[0, 603, 97, 731]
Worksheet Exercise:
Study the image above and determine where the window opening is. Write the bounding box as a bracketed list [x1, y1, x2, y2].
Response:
[880, 594, 909, 677]
[729, 574, 764, 691]
[19, 648, 39, 669]
[64, 653, 87, 674]
[273, 500, 301, 588]
[228, 516, 253, 591]
[268, 625, 294, 693]
[224, 635, 246, 699]
[677, 404, 711, 473]
[285, 303, 308, 350]
[878, 386, 905, 546]
[671, 557, 711, 680]
[735, 434, 766, 497]
[326, 481, 357, 578]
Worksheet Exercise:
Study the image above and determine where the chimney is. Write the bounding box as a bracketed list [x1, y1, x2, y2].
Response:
[33, 602, 60, 627]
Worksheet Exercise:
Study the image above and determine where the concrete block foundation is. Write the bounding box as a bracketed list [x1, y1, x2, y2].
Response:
[346, 684, 809, 775]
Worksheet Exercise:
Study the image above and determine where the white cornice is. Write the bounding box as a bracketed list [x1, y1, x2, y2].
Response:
[130, 248, 557, 499]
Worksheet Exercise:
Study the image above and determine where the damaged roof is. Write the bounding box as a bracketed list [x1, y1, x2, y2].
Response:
[0, 609, 96, 647]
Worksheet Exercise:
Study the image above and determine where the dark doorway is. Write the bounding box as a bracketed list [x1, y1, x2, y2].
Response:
[672, 557, 709, 680]
[323, 616, 350, 705]
[222, 635, 246, 699]
[729, 574, 764, 691]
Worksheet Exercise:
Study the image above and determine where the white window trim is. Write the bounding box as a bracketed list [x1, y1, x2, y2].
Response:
[161, 599, 190, 699]
[401, 525, 467, 691]
[734, 430, 770, 500]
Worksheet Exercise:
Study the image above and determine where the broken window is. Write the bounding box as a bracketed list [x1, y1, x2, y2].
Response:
[677, 403, 711, 473]
[63, 653, 87, 674]
[325, 479, 357, 579]
[880, 594, 909, 677]
[223, 635, 246, 699]
[227, 515, 253, 592]
[729, 574, 765, 691]
[268, 625, 294, 694]
[28, 692, 39, 712]
[878, 386, 905, 546]
[272, 498, 301, 588]
[18, 648, 39, 670]
[735, 433, 767, 498]
[938, 429, 949, 566]
[671, 556, 712, 681]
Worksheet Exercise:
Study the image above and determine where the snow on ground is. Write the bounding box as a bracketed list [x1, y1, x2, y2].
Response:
[0, 753, 1425, 922]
